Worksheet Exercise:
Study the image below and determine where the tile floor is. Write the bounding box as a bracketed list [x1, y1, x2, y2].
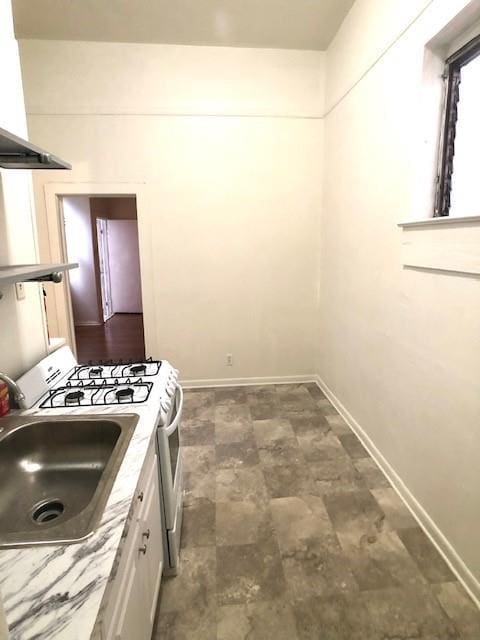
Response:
[154, 383, 480, 639]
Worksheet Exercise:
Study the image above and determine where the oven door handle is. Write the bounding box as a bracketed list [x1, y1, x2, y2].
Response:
[164, 384, 183, 436]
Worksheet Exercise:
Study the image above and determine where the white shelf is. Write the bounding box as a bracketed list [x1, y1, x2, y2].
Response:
[0, 263, 78, 286]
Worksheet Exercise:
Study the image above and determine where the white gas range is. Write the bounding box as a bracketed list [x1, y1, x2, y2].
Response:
[15, 346, 184, 574]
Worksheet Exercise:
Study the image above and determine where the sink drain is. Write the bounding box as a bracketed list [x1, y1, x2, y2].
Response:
[31, 499, 65, 524]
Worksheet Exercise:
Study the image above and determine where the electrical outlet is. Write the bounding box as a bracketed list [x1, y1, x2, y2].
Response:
[15, 283, 26, 301]
[226, 353, 233, 366]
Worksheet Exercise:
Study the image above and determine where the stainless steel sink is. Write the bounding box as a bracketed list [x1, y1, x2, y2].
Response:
[0, 414, 138, 548]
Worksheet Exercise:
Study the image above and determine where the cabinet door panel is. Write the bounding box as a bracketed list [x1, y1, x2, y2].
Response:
[114, 557, 146, 640]
[139, 454, 164, 627]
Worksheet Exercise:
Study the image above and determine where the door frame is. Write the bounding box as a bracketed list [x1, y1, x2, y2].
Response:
[43, 182, 155, 358]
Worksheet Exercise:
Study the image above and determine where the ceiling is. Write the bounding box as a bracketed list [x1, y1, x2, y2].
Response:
[12, 0, 354, 51]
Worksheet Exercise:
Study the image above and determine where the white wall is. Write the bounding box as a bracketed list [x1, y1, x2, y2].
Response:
[19, 41, 325, 381]
[0, 2, 47, 379]
[63, 196, 102, 325]
[320, 0, 480, 590]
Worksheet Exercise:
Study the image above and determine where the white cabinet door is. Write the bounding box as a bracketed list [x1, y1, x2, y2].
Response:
[138, 459, 164, 627]
[112, 524, 148, 640]
[102, 445, 163, 640]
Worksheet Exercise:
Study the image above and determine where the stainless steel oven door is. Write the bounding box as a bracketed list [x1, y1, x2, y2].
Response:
[156, 384, 183, 530]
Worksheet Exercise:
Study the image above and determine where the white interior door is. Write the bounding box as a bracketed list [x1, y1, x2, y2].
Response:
[107, 219, 143, 313]
[96, 218, 114, 322]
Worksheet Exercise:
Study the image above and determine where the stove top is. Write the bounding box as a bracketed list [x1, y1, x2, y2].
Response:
[69, 358, 162, 381]
[16, 347, 177, 413]
[39, 379, 153, 408]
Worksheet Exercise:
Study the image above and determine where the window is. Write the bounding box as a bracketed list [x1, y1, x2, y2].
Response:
[434, 34, 480, 217]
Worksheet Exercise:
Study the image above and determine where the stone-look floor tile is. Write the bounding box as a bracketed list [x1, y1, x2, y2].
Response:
[362, 585, 460, 639]
[217, 599, 299, 640]
[159, 546, 216, 613]
[262, 464, 314, 499]
[252, 418, 295, 445]
[215, 387, 247, 405]
[305, 382, 326, 400]
[245, 385, 278, 404]
[338, 529, 426, 591]
[308, 457, 366, 495]
[274, 386, 317, 410]
[371, 487, 417, 529]
[398, 527, 456, 583]
[354, 458, 390, 489]
[183, 405, 215, 423]
[289, 414, 331, 437]
[183, 390, 215, 422]
[293, 593, 380, 640]
[433, 581, 480, 640]
[323, 490, 386, 542]
[274, 383, 310, 395]
[182, 421, 215, 446]
[184, 470, 216, 504]
[270, 495, 333, 550]
[316, 398, 339, 416]
[216, 540, 286, 605]
[216, 500, 272, 546]
[181, 445, 216, 476]
[215, 439, 260, 469]
[249, 402, 277, 420]
[324, 413, 351, 434]
[155, 606, 217, 640]
[257, 437, 305, 467]
[216, 467, 269, 504]
[215, 405, 253, 444]
[281, 534, 359, 600]
[338, 432, 369, 459]
[181, 497, 216, 548]
[297, 431, 347, 463]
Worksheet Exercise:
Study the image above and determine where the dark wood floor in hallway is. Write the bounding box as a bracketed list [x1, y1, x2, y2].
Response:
[75, 313, 145, 363]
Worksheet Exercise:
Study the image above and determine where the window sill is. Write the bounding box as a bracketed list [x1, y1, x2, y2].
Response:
[398, 215, 480, 228]
[399, 216, 480, 276]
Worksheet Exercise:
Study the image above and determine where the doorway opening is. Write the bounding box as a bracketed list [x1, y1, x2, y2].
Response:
[61, 195, 145, 363]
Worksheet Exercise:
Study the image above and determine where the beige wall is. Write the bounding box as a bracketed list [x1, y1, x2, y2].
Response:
[320, 0, 480, 589]
[19, 41, 325, 381]
[0, 2, 47, 379]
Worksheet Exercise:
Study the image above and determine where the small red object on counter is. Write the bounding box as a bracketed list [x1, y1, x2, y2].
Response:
[0, 381, 10, 417]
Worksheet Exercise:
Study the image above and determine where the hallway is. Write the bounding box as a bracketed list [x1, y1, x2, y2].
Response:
[75, 313, 145, 363]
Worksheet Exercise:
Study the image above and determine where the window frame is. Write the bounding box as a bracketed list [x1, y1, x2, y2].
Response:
[434, 33, 480, 217]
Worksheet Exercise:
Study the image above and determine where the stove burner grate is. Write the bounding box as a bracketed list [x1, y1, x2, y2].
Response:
[115, 387, 134, 403]
[65, 390, 85, 405]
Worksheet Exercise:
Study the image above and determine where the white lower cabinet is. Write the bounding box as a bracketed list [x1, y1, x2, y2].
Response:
[101, 444, 163, 640]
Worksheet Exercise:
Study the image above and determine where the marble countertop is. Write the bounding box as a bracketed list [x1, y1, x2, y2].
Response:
[0, 399, 161, 640]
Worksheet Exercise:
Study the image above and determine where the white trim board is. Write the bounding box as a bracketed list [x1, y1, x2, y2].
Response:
[181, 374, 316, 389]
[314, 374, 480, 608]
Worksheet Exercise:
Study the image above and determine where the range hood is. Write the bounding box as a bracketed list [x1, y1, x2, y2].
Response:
[0, 126, 71, 170]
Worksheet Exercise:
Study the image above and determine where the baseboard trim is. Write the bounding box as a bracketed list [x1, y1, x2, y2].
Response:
[181, 374, 316, 389]
[314, 374, 480, 608]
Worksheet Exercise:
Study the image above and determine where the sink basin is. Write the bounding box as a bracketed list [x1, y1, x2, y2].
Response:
[0, 414, 138, 548]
